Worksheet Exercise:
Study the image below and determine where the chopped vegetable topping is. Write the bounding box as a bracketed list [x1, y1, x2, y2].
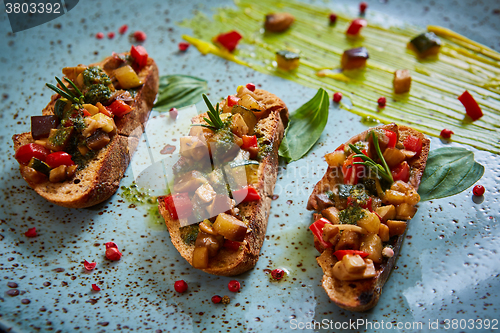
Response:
[473, 185, 485, 196]
[15, 143, 50, 165]
[341, 47, 369, 70]
[174, 280, 188, 293]
[309, 218, 333, 248]
[228, 280, 241, 292]
[130, 45, 149, 69]
[25, 227, 37, 237]
[458, 90, 483, 121]
[339, 205, 365, 225]
[276, 50, 300, 71]
[408, 32, 441, 57]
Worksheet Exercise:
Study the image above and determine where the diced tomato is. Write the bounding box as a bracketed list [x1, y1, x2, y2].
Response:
[215, 30, 243, 52]
[335, 144, 345, 152]
[346, 18, 367, 35]
[309, 218, 333, 249]
[241, 135, 258, 158]
[82, 109, 92, 117]
[391, 161, 410, 182]
[458, 90, 483, 121]
[107, 100, 132, 117]
[232, 185, 261, 203]
[227, 95, 240, 107]
[223, 239, 242, 251]
[342, 153, 364, 185]
[384, 129, 397, 149]
[46, 152, 75, 169]
[333, 250, 370, 261]
[130, 45, 148, 69]
[15, 143, 50, 165]
[403, 135, 422, 156]
[164, 193, 193, 220]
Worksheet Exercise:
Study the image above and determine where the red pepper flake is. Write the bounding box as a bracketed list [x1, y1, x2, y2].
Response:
[25, 227, 37, 237]
[178, 42, 190, 52]
[211, 295, 222, 303]
[169, 107, 178, 119]
[119, 24, 128, 35]
[333, 92, 342, 103]
[245, 83, 256, 92]
[440, 128, 454, 139]
[95, 32, 104, 40]
[377, 96, 387, 107]
[473, 185, 485, 196]
[107, 32, 115, 39]
[359, 2, 368, 14]
[133, 30, 147, 42]
[271, 268, 285, 280]
[227, 95, 240, 107]
[91, 284, 101, 291]
[174, 280, 188, 293]
[228, 280, 241, 292]
[329, 13, 337, 25]
[84, 260, 96, 271]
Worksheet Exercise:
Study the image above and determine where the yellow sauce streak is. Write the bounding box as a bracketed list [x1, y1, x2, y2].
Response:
[180, 0, 500, 154]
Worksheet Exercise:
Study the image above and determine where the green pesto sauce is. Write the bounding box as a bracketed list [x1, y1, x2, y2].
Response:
[82, 66, 111, 86]
[84, 84, 112, 105]
[339, 205, 366, 225]
[180, 224, 199, 245]
[120, 184, 157, 205]
[180, 0, 500, 154]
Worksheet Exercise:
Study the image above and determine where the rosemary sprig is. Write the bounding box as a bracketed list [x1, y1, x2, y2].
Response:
[46, 76, 84, 105]
[193, 94, 225, 131]
[350, 131, 394, 183]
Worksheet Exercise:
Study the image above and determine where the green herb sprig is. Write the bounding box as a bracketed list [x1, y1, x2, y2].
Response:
[193, 94, 225, 131]
[350, 131, 394, 183]
[46, 77, 85, 105]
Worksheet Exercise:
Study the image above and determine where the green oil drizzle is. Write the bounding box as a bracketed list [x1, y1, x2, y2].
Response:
[180, 0, 500, 154]
[120, 184, 166, 230]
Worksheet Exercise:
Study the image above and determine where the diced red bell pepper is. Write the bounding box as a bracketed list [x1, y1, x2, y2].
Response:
[223, 239, 242, 251]
[309, 218, 333, 248]
[227, 95, 240, 107]
[342, 153, 365, 185]
[130, 45, 148, 69]
[241, 135, 259, 158]
[458, 90, 483, 121]
[232, 185, 261, 203]
[82, 109, 92, 117]
[384, 129, 397, 149]
[215, 30, 243, 52]
[15, 143, 50, 165]
[164, 193, 193, 220]
[391, 161, 410, 182]
[46, 152, 75, 169]
[333, 250, 370, 261]
[403, 135, 422, 156]
[107, 100, 132, 117]
[346, 18, 367, 35]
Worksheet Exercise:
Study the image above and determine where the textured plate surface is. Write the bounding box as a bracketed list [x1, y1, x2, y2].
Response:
[0, 0, 499, 332]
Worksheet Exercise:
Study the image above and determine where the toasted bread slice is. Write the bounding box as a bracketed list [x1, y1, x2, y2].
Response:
[158, 88, 288, 276]
[12, 54, 159, 208]
[307, 123, 430, 311]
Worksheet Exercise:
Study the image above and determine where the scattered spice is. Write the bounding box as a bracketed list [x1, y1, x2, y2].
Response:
[440, 128, 454, 139]
[133, 30, 147, 42]
[245, 83, 256, 92]
[95, 32, 104, 40]
[107, 32, 115, 39]
[211, 295, 222, 303]
[329, 13, 337, 25]
[228, 280, 241, 292]
[25, 227, 37, 237]
[333, 92, 342, 103]
[271, 268, 285, 280]
[377, 96, 387, 107]
[91, 284, 101, 291]
[119, 24, 128, 34]
[84, 260, 96, 271]
[169, 107, 178, 119]
[473, 185, 485, 196]
[178, 42, 190, 51]
[221, 295, 230, 304]
[174, 280, 188, 293]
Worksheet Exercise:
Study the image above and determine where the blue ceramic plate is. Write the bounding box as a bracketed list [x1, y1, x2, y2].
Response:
[1, 1, 499, 332]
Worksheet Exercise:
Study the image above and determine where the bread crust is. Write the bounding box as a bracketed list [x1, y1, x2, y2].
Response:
[12, 54, 159, 208]
[158, 89, 288, 276]
[307, 123, 430, 311]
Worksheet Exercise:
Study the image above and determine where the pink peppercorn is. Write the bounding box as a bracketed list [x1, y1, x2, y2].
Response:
[95, 32, 104, 39]
[133, 31, 147, 42]
[174, 280, 188, 293]
[377, 96, 386, 107]
[333, 92, 342, 103]
[119, 24, 128, 34]
[329, 13, 337, 25]
[178, 42, 190, 51]
[246, 83, 256, 92]
[473, 185, 485, 196]
[440, 128, 454, 139]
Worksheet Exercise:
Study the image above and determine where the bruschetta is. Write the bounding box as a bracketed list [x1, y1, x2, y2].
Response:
[307, 123, 429, 311]
[12, 46, 159, 208]
[158, 85, 288, 276]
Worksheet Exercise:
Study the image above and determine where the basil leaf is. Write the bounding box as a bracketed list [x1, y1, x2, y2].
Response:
[279, 88, 329, 163]
[418, 147, 484, 201]
[154, 75, 208, 111]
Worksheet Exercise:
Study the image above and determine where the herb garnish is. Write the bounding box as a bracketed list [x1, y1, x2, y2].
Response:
[194, 94, 225, 131]
[46, 77, 85, 106]
[339, 205, 365, 225]
[350, 131, 394, 183]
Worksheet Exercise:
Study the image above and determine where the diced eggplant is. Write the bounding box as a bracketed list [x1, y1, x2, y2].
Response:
[46, 127, 74, 151]
[31, 115, 59, 140]
[66, 165, 78, 179]
[408, 32, 441, 58]
[395, 203, 417, 220]
[192, 246, 209, 268]
[335, 230, 361, 251]
[342, 254, 367, 273]
[375, 205, 396, 222]
[321, 206, 340, 224]
[386, 219, 407, 236]
[341, 47, 369, 70]
[230, 113, 249, 137]
[213, 213, 248, 242]
[276, 50, 300, 71]
[195, 183, 217, 204]
[378, 223, 390, 242]
[86, 129, 110, 150]
[207, 195, 234, 217]
[49, 165, 67, 183]
[322, 224, 340, 246]
[179, 136, 209, 161]
[360, 234, 383, 264]
[264, 12, 295, 32]
[383, 147, 406, 168]
[21, 166, 47, 184]
[393, 69, 412, 94]
[28, 157, 51, 176]
[195, 231, 224, 257]
[174, 170, 208, 193]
